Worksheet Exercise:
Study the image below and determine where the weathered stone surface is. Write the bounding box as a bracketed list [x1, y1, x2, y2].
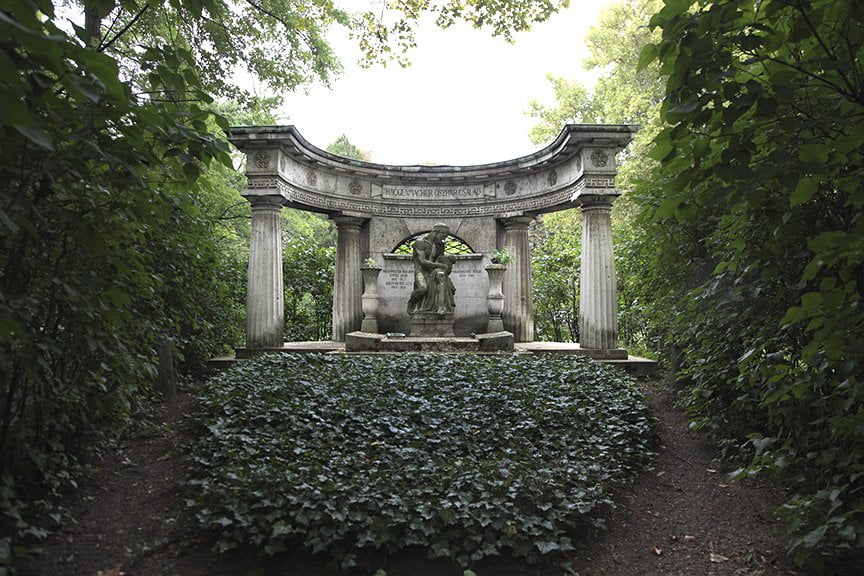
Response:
[244, 196, 284, 349]
[345, 331, 385, 352]
[501, 216, 534, 342]
[409, 312, 456, 337]
[332, 216, 365, 341]
[231, 125, 636, 354]
[475, 331, 515, 352]
[379, 254, 487, 336]
[485, 264, 506, 333]
[360, 266, 382, 333]
[377, 337, 479, 353]
[574, 193, 621, 351]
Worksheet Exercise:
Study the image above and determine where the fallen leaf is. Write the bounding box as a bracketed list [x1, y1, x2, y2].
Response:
[96, 569, 126, 576]
[650, 546, 663, 556]
[707, 468, 718, 473]
[718, 483, 730, 488]
[683, 534, 697, 541]
[710, 553, 729, 563]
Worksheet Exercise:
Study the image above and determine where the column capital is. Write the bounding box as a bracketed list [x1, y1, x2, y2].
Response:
[574, 192, 621, 209]
[331, 215, 367, 229]
[499, 215, 535, 229]
[246, 194, 284, 210]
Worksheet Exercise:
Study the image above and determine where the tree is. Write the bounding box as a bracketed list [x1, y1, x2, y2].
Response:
[327, 134, 372, 161]
[530, 211, 581, 342]
[526, 0, 663, 348]
[639, 0, 864, 565]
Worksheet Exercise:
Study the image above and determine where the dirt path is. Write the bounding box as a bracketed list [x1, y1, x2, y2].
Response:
[565, 382, 802, 576]
[16, 377, 806, 576]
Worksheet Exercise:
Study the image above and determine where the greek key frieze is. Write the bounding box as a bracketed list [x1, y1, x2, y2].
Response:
[247, 177, 278, 189]
[273, 179, 580, 217]
[583, 176, 616, 188]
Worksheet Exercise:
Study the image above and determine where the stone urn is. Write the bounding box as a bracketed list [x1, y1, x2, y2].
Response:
[485, 263, 507, 333]
[360, 264, 383, 333]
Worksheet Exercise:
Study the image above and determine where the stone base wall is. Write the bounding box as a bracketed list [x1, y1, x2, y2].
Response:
[379, 255, 488, 336]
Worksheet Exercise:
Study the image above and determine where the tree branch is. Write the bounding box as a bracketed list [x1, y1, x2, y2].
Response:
[100, 4, 150, 53]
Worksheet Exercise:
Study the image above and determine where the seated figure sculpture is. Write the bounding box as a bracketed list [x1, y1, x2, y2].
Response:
[406, 224, 456, 316]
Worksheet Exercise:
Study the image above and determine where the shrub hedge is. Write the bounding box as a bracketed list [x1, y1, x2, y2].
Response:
[186, 354, 654, 568]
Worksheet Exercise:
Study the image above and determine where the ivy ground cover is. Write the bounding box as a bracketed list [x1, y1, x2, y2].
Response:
[186, 354, 654, 567]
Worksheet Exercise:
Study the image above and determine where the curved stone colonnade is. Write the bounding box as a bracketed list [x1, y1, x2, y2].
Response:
[230, 124, 635, 358]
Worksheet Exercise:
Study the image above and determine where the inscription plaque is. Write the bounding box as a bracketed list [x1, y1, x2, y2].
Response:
[382, 185, 484, 200]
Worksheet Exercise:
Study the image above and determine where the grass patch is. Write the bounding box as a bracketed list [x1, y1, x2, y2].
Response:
[186, 354, 654, 568]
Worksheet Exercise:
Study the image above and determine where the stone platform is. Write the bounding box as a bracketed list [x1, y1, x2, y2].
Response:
[209, 339, 657, 376]
[345, 331, 515, 353]
[514, 342, 657, 376]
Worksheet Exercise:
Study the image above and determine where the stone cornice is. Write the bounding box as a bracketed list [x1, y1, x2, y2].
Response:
[229, 124, 636, 218]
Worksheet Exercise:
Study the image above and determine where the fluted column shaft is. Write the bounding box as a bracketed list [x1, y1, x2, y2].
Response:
[501, 216, 535, 342]
[579, 198, 619, 349]
[246, 196, 284, 349]
[332, 216, 365, 341]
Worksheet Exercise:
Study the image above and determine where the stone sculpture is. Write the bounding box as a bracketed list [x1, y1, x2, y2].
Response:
[407, 223, 456, 316]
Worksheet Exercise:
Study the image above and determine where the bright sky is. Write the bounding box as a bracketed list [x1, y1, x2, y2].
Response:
[275, 1, 615, 166]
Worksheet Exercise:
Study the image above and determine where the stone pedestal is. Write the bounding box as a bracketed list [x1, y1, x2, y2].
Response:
[485, 264, 506, 333]
[578, 195, 626, 357]
[245, 196, 284, 349]
[360, 265, 382, 333]
[332, 216, 365, 341]
[501, 216, 534, 342]
[409, 312, 455, 337]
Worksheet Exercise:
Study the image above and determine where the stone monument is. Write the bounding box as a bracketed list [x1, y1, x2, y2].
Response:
[406, 223, 457, 337]
[229, 124, 635, 358]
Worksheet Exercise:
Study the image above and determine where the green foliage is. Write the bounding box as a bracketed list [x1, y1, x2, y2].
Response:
[530, 212, 581, 342]
[186, 354, 654, 568]
[527, 75, 601, 144]
[354, 0, 570, 66]
[0, 0, 608, 567]
[526, 0, 664, 146]
[79, 0, 346, 102]
[0, 0, 247, 553]
[282, 209, 335, 341]
[638, 0, 864, 565]
[326, 134, 371, 162]
[526, 0, 663, 348]
[393, 233, 475, 255]
[490, 247, 514, 265]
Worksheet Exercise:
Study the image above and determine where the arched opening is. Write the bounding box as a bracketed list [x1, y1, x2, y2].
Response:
[391, 232, 475, 255]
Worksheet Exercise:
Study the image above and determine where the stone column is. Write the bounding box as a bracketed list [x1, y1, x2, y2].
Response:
[578, 195, 626, 357]
[245, 196, 284, 349]
[501, 216, 534, 342]
[332, 216, 365, 341]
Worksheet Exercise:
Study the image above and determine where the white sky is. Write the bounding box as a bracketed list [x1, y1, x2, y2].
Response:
[274, 1, 615, 166]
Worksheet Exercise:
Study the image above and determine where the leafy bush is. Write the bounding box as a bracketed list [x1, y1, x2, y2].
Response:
[0, 2, 249, 555]
[186, 354, 654, 568]
[635, 0, 864, 567]
[282, 212, 336, 342]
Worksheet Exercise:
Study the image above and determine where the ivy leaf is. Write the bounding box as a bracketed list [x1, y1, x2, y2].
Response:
[791, 177, 817, 206]
[13, 125, 53, 150]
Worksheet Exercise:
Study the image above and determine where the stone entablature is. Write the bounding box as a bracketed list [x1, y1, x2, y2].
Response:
[230, 124, 635, 219]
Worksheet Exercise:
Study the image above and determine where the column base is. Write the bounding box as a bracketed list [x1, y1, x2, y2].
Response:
[360, 317, 379, 333]
[409, 312, 455, 337]
[576, 346, 629, 360]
